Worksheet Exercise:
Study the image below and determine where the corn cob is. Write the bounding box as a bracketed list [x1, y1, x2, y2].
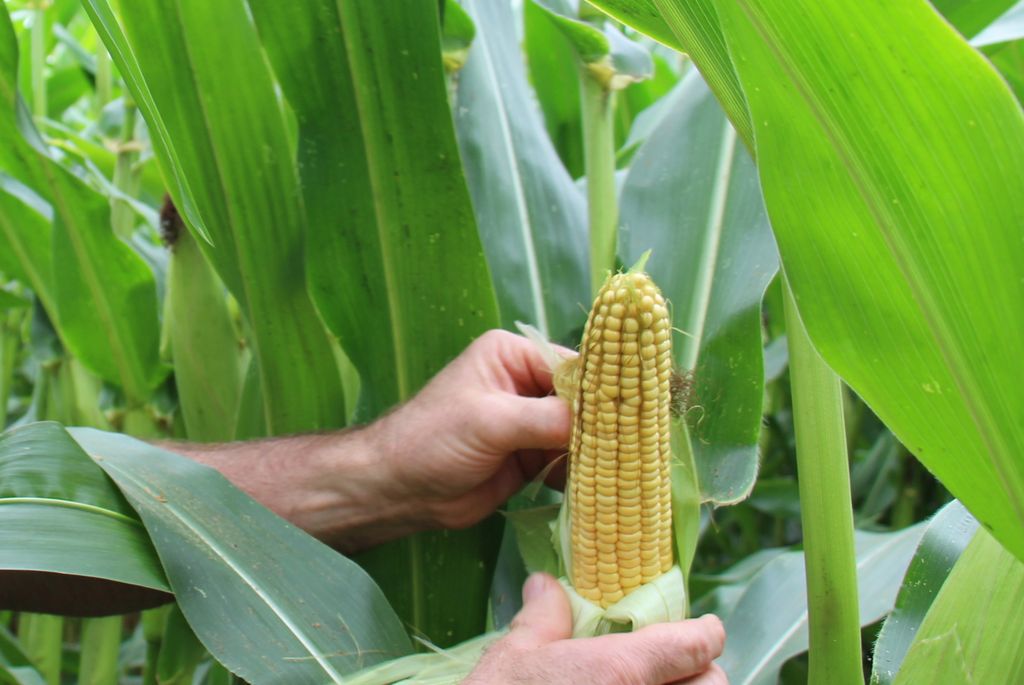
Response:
[568, 270, 674, 608]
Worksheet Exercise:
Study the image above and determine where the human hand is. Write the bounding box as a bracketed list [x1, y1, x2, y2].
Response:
[369, 329, 573, 531]
[463, 573, 728, 685]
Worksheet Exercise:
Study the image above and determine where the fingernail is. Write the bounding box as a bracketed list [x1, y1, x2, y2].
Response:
[522, 573, 548, 602]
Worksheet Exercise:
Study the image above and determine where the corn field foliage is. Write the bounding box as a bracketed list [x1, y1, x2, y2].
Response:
[0, 0, 1022, 683]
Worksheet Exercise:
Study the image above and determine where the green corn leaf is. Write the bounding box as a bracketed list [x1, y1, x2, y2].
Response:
[81, 0, 346, 433]
[69, 426, 413, 684]
[455, 0, 590, 344]
[711, 0, 1024, 562]
[892, 527, 1024, 684]
[246, 0, 502, 645]
[871, 500, 980, 685]
[717, 526, 927, 685]
[524, 0, 585, 178]
[166, 227, 244, 443]
[0, 5, 165, 403]
[586, 0, 754, 148]
[0, 422, 169, 608]
[619, 72, 777, 504]
[0, 177, 50, 313]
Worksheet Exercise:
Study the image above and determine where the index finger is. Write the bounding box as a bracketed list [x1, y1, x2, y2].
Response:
[480, 329, 577, 397]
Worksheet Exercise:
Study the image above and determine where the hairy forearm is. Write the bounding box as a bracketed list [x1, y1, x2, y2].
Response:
[158, 422, 422, 554]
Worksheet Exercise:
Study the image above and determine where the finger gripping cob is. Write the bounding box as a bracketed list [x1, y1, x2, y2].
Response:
[569, 270, 674, 608]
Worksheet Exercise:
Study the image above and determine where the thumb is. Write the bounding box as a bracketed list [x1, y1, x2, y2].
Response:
[499, 395, 571, 451]
[507, 573, 573, 648]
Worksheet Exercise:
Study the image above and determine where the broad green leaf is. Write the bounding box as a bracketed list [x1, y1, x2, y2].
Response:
[586, 0, 753, 148]
[718, 525, 926, 685]
[69, 427, 413, 684]
[455, 0, 590, 344]
[932, 0, 1020, 37]
[0, 177, 50, 313]
[76, 0, 206, 243]
[525, 0, 585, 178]
[620, 72, 777, 503]
[247, 0, 502, 645]
[714, 0, 1024, 561]
[0, 422, 168, 596]
[248, 0, 497, 419]
[81, 0, 345, 433]
[166, 226, 244, 443]
[871, 500, 980, 685]
[50, 191, 165, 402]
[0, 6, 164, 402]
[892, 527, 1024, 684]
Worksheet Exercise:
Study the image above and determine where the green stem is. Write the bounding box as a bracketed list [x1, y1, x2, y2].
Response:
[782, 277, 862, 685]
[580, 71, 617, 296]
[68, 358, 111, 429]
[140, 606, 169, 685]
[110, 101, 139, 240]
[142, 641, 159, 685]
[0, 310, 22, 428]
[19, 613, 63, 685]
[93, 42, 112, 119]
[42, 360, 70, 424]
[122, 405, 162, 439]
[892, 453, 919, 529]
[31, 1, 46, 120]
[78, 616, 122, 685]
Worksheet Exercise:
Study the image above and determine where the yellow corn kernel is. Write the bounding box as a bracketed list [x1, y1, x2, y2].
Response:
[568, 270, 674, 608]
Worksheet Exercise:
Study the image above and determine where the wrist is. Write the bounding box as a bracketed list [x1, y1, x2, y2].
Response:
[302, 421, 427, 553]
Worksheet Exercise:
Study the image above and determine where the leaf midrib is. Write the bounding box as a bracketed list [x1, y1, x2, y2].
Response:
[470, 1, 551, 336]
[336, 0, 408, 403]
[0, 496, 143, 526]
[97, 456, 347, 684]
[679, 119, 736, 371]
[732, 1, 1024, 528]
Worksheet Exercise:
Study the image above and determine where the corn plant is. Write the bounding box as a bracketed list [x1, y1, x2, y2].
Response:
[0, 0, 1022, 683]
